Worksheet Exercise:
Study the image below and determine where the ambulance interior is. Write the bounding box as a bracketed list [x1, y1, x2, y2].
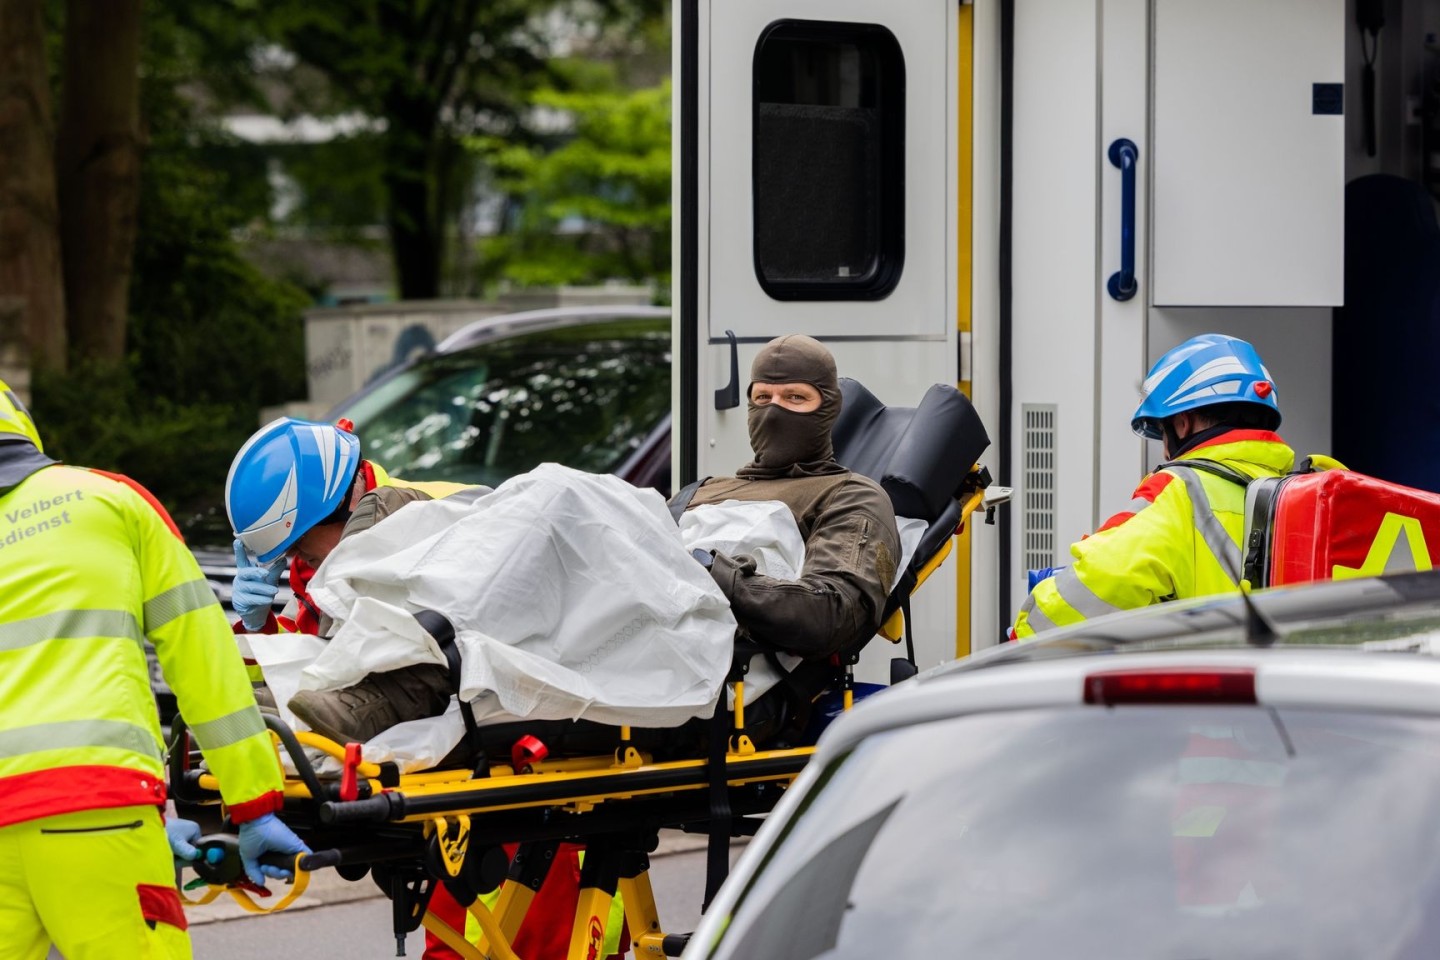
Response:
[1334, 0, 1440, 492]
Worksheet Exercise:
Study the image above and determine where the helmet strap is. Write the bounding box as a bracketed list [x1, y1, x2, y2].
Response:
[1166, 420, 1239, 459]
[1161, 419, 1183, 459]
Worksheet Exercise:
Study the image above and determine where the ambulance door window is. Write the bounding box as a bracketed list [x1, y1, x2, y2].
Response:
[752, 21, 904, 302]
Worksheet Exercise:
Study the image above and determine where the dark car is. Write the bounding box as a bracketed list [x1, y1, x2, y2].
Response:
[333, 305, 672, 495]
[158, 307, 673, 726]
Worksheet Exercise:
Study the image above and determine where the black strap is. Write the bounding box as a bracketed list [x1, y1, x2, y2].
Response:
[702, 702, 730, 910]
[901, 595, 916, 667]
[296, 591, 325, 627]
[1157, 458, 1254, 489]
[414, 610, 489, 777]
[668, 478, 708, 523]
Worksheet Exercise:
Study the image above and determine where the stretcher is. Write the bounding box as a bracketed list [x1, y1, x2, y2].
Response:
[169, 380, 1004, 958]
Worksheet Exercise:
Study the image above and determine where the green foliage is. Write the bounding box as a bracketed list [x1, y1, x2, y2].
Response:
[29, 0, 309, 532]
[272, 137, 389, 236]
[474, 80, 671, 292]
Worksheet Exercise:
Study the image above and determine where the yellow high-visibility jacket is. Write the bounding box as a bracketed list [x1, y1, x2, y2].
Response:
[0, 461, 284, 826]
[1012, 431, 1295, 639]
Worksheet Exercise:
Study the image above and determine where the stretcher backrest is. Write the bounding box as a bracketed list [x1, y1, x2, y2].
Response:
[1244, 470, 1440, 588]
[832, 378, 990, 618]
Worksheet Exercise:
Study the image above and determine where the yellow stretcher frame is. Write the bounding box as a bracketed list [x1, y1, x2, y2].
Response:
[172, 467, 996, 959]
[173, 718, 814, 959]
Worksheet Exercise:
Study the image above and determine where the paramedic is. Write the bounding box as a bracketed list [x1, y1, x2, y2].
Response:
[0, 381, 307, 960]
[227, 416, 472, 641]
[680, 334, 901, 658]
[227, 417, 486, 732]
[1011, 334, 1294, 639]
[227, 417, 506, 960]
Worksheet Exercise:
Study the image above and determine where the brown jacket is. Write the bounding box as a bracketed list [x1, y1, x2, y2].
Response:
[685, 472, 899, 658]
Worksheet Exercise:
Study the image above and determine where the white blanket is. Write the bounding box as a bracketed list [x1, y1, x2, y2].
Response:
[246, 467, 810, 771]
[244, 466, 923, 773]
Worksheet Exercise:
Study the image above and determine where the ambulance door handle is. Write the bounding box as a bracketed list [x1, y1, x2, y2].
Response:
[1106, 138, 1139, 302]
[714, 329, 741, 410]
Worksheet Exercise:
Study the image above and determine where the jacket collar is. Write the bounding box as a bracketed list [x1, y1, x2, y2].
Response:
[1179, 429, 1294, 474]
[0, 442, 57, 494]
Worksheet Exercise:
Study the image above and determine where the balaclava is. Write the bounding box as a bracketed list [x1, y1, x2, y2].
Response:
[737, 335, 847, 479]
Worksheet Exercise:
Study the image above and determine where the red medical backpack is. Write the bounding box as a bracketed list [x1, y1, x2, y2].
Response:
[1243, 468, 1440, 588]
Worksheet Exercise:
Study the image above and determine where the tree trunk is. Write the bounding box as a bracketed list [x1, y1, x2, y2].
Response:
[382, 94, 445, 300]
[0, 0, 67, 372]
[55, 0, 143, 364]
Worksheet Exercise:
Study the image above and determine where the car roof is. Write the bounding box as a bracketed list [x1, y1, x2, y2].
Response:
[434, 304, 671, 354]
[814, 569, 1440, 761]
[324, 304, 673, 420]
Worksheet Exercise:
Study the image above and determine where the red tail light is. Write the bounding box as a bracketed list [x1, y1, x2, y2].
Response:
[1083, 667, 1256, 705]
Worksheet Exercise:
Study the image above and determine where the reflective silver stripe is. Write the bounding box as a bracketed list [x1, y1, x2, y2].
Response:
[0, 719, 161, 763]
[1166, 467, 1243, 581]
[1019, 594, 1060, 634]
[1178, 756, 1287, 787]
[189, 705, 267, 751]
[143, 579, 217, 632]
[1126, 497, 1153, 513]
[0, 609, 142, 655]
[1052, 567, 1124, 619]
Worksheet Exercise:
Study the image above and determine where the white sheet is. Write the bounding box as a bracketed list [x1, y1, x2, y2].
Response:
[244, 469, 928, 772]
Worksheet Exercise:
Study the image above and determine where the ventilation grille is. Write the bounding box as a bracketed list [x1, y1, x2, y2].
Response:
[1022, 404, 1057, 572]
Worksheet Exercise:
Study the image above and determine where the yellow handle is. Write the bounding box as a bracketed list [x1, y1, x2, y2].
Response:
[177, 854, 312, 915]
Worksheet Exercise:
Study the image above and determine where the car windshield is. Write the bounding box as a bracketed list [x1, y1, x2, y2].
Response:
[708, 705, 1440, 960]
[337, 318, 670, 488]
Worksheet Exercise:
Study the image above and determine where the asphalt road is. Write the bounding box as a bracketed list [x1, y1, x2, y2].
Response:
[185, 845, 736, 959]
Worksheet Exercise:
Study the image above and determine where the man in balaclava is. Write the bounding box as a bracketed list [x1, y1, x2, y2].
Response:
[681, 335, 901, 659]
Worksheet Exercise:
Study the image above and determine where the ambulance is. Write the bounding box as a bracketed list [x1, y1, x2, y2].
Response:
[672, 0, 1440, 669]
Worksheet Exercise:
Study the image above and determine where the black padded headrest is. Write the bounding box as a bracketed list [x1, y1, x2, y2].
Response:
[832, 378, 990, 522]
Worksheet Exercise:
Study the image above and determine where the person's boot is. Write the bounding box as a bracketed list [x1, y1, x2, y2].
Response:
[253, 684, 278, 712]
[288, 664, 453, 744]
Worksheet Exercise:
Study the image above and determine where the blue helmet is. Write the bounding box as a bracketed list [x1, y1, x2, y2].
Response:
[226, 418, 361, 564]
[1131, 334, 1281, 440]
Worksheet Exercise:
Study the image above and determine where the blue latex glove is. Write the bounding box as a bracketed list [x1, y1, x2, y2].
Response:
[238, 813, 310, 887]
[232, 539, 285, 631]
[166, 817, 202, 871]
[1027, 565, 1067, 594]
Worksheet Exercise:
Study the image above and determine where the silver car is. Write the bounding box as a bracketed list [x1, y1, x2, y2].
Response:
[688, 570, 1440, 960]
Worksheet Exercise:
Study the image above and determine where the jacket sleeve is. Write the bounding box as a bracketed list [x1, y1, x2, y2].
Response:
[1012, 472, 1196, 639]
[128, 480, 283, 821]
[342, 486, 435, 538]
[710, 480, 899, 658]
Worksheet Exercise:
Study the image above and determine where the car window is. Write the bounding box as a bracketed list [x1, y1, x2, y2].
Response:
[708, 706, 1440, 960]
[338, 319, 670, 488]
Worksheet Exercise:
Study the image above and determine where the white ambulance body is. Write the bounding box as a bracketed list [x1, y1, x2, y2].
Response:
[673, 0, 1439, 673]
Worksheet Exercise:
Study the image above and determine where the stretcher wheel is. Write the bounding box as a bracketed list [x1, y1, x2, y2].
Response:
[466, 844, 509, 895]
[335, 861, 370, 883]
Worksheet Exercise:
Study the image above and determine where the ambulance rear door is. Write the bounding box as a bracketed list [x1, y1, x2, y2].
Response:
[674, 0, 971, 672]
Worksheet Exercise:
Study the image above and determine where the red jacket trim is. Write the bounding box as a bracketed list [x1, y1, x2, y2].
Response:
[232, 611, 279, 636]
[138, 884, 189, 932]
[1189, 429, 1284, 451]
[1132, 471, 1176, 502]
[1094, 472, 1177, 533]
[228, 790, 284, 823]
[0, 766, 166, 830]
[86, 469, 185, 541]
[1096, 511, 1136, 534]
